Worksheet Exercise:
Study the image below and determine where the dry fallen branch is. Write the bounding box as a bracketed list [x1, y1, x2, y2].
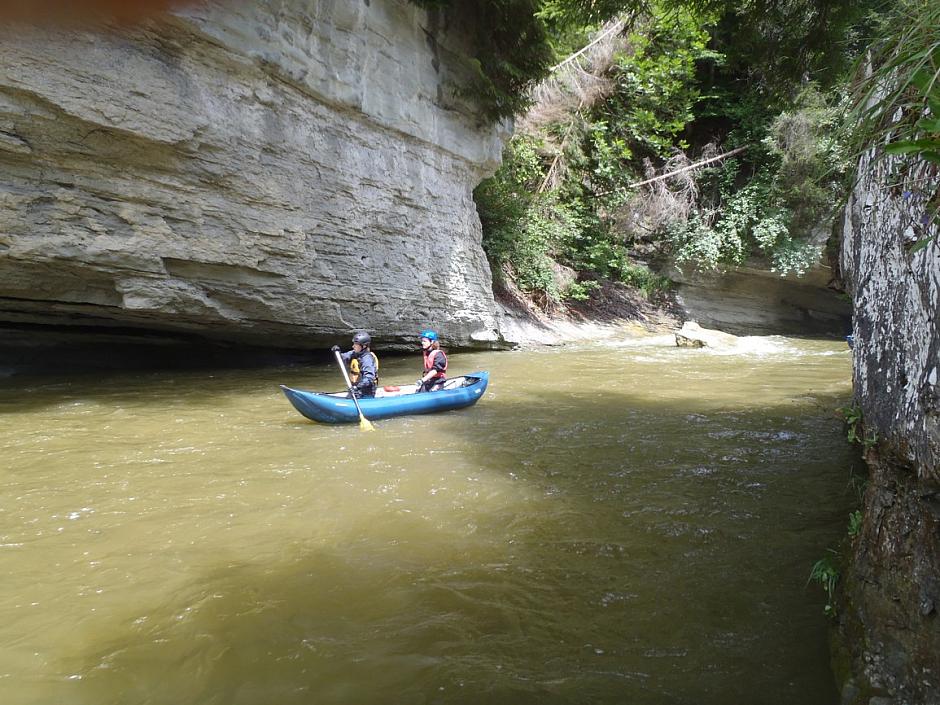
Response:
[593, 145, 749, 198]
[609, 144, 748, 237]
[518, 16, 630, 135]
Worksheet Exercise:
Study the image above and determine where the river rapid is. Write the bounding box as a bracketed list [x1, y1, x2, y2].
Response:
[0, 334, 858, 705]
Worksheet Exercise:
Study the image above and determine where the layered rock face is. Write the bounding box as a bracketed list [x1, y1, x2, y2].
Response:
[0, 0, 506, 353]
[665, 261, 850, 337]
[839, 150, 940, 703]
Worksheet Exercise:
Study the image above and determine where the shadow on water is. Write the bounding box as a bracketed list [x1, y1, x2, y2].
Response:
[0, 355, 420, 415]
[0, 366, 299, 415]
[60, 545, 604, 705]
[15, 380, 860, 705]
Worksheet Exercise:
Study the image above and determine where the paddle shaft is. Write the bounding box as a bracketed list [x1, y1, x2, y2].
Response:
[333, 350, 370, 422]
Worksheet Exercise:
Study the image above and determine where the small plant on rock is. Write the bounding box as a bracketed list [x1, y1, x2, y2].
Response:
[808, 550, 841, 617]
[847, 509, 863, 538]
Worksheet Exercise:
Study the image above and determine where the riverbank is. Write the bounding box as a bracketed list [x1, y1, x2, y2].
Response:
[496, 280, 683, 347]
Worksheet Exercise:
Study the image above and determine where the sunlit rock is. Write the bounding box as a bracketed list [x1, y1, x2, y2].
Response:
[674, 321, 738, 348]
[0, 0, 509, 350]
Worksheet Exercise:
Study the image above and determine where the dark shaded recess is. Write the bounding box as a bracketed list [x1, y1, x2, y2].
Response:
[0, 322, 326, 379]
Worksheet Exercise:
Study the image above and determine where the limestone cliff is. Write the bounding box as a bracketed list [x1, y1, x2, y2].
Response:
[0, 0, 507, 352]
[838, 148, 940, 703]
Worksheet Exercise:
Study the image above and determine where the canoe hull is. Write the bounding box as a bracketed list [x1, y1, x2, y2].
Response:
[280, 372, 489, 424]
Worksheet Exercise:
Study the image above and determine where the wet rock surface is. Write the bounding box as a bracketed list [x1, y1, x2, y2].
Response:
[674, 320, 739, 348]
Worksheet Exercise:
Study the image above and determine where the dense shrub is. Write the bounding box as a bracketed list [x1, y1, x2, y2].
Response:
[425, 0, 888, 299]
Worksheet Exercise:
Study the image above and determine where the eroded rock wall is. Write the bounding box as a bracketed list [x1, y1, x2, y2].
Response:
[839, 149, 940, 704]
[666, 261, 850, 337]
[0, 0, 506, 351]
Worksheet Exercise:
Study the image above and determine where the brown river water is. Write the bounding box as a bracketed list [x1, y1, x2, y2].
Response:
[0, 333, 859, 704]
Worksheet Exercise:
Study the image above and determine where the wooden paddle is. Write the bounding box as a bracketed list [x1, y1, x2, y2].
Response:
[334, 350, 374, 432]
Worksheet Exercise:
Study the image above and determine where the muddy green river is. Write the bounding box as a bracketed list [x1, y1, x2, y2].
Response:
[0, 333, 858, 704]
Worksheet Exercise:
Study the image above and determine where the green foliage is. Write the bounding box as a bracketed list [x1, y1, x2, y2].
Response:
[474, 134, 543, 239]
[476, 130, 662, 306]
[839, 402, 864, 442]
[538, 0, 642, 26]
[694, 0, 881, 103]
[767, 236, 821, 277]
[765, 87, 854, 232]
[808, 550, 841, 617]
[847, 509, 863, 538]
[465, 0, 891, 303]
[476, 135, 588, 299]
[848, 471, 868, 505]
[668, 213, 728, 269]
[669, 167, 806, 271]
[808, 505, 865, 618]
[588, 122, 634, 185]
[562, 279, 601, 301]
[514, 197, 584, 296]
[592, 9, 713, 185]
[847, 0, 940, 251]
[667, 85, 851, 274]
[849, 0, 940, 159]
[562, 223, 672, 296]
[839, 402, 879, 451]
[618, 261, 673, 298]
[410, 0, 557, 121]
[414, 0, 875, 124]
[561, 218, 624, 275]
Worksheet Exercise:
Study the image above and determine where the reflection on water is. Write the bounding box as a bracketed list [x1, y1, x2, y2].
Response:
[0, 335, 857, 704]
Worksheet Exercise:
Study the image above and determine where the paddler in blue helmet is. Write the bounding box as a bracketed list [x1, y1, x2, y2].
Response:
[416, 329, 447, 392]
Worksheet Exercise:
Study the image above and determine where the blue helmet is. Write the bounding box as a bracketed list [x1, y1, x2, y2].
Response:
[419, 329, 438, 342]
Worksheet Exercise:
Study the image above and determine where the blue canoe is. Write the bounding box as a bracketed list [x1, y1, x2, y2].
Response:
[280, 371, 489, 424]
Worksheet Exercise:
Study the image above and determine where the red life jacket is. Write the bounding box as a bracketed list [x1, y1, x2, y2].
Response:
[423, 348, 447, 378]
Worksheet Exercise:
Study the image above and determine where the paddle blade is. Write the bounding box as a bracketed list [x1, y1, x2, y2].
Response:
[359, 414, 375, 432]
